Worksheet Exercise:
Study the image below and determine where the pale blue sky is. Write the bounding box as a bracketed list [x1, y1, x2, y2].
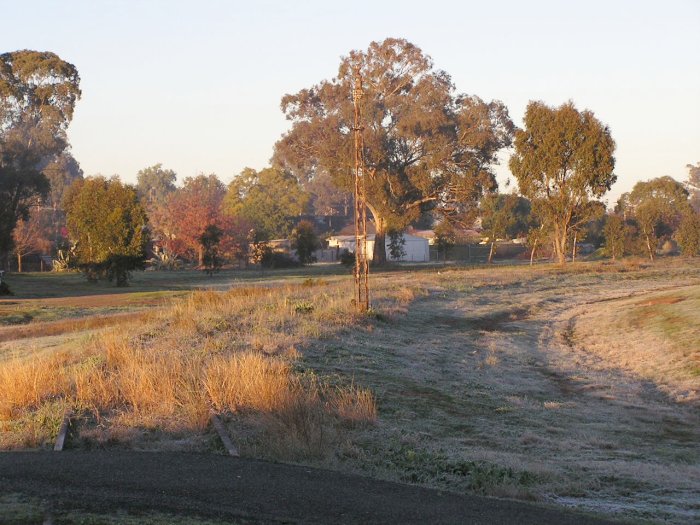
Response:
[2, 0, 699, 204]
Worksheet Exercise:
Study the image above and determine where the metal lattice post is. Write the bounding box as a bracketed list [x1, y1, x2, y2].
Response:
[352, 68, 370, 312]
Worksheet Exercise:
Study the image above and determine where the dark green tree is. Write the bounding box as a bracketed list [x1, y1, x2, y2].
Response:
[274, 38, 513, 264]
[291, 220, 320, 264]
[509, 101, 616, 264]
[387, 230, 407, 262]
[0, 50, 81, 267]
[199, 224, 223, 275]
[64, 176, 148, 286]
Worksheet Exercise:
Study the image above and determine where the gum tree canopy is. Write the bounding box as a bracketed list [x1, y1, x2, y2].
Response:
[509, 101, 616, 264]
[0, 50, 81, 264]
[274, 38, 514, 264]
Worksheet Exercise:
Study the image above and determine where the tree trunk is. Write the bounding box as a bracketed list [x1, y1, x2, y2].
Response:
[368, 209, 387, 266]
[572, 231, 578, 263]
[554, 224, 567, 264]
[488, 241, 495, 263]
[198, 246, 204, 267]
[17, 253, 22, 273]
[530, 241, 538, 266]
[645, 234, 655, 261]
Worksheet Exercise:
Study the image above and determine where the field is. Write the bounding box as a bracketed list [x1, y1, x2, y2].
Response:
[1, 260, 698, 524]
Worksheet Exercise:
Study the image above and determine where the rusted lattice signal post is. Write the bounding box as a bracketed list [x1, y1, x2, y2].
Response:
[352, 68, 370, 312]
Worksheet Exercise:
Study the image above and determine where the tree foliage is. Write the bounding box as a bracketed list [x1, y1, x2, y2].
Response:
[64, 176, 148, 286]
[480, 193, 531, 262]
[136, 163, 177, 210]
[603, 214, 626, 260]
[686, 162, 700, 213]
[224, 167, 308, 240]
[161, 174, 225, 264]
[625, 176, 690, 260]
[0, 50, 81, 264]
[199, 224, 223, 275]
[674, 210, 700, 257]
[509, 101, 616, 264]
[274, 38, 513, 264]
[290, 220, 320, 264]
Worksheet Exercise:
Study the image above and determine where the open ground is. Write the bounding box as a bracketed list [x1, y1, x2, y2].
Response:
[1, 259, 698, 524]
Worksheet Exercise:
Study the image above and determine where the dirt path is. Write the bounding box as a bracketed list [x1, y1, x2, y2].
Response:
[0, 451, 618, 524]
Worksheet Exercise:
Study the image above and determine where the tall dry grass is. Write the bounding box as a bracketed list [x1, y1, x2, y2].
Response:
[1, 278, 384, 454]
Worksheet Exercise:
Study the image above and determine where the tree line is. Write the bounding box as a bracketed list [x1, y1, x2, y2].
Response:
[2, 41, 699, 286]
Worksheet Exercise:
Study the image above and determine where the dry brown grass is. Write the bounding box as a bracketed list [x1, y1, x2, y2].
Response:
[1, 278, 380, 456]
[0, 311, 148, 344]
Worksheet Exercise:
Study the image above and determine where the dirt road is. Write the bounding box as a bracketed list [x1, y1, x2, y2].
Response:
[0, 451, 617, 524]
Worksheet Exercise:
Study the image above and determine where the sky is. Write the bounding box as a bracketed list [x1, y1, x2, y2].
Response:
[2, 0, 699, 206]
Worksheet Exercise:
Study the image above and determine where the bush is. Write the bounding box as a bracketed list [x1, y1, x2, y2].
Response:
[339, 249, 355, 267]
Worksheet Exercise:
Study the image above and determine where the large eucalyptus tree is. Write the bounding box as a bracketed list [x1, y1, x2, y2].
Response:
[274, 38, 513, 264]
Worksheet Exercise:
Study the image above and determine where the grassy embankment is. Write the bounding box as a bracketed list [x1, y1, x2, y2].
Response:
[1, 259, 699, 523]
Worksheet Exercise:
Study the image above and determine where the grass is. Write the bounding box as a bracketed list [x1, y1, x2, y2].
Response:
[1, 259, 699, 523]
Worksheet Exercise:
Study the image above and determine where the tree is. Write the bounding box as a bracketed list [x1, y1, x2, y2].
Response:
[433, 221, 456, 263]
[42, 150, 83, 247]
[480, 193, 531, 263]
[136, 163, 177, 209]
[0, 51, 81, 267]
[64, 176, 148, 286]
[162, 174, 225, 265]
[291, 220, 320, 264]
[274, 38, 513, 264]
[305, 170, 351, 218]
[626, 176, 690, 260]
[603, 214, 625, 261]
[686, 162, 700, 212]
[12, 209, 50, 272]
[568, 200, 606, 261]
[387, 230, 407, 262]
[199, 224, 223, 275]
[223, 167, 309, 240]
[675, 211, 700, 256]
[509, 101, 616, 264]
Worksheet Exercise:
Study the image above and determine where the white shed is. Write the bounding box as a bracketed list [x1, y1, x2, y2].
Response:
[327, 233, 430, 262]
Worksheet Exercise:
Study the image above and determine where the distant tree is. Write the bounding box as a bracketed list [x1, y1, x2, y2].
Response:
[199, 224, 223, 275]
[674, 211, 700, 257]
[509, 101, 616, 264]
[164, 174, 225, 265]
[603, 214, 626, 261]
[686, 162, 700, 212]
[64, 176, 148, 286]
[274, 38, 514, 264]
[305, 171, 351, 218]
[569, 200, 606, 261]
[433, 221, 456, 263]
[291, 220, 320, 264]
[387, 230, 407, 262]
[136, 163, 177, 209]
[480, 193, 531, 263]
[524, 199, 552, 265]
[0, 51, 81, 267]
[627, 176, 690, 260]
[224, 167, 309, 240]
[12, 210, 50, 272]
